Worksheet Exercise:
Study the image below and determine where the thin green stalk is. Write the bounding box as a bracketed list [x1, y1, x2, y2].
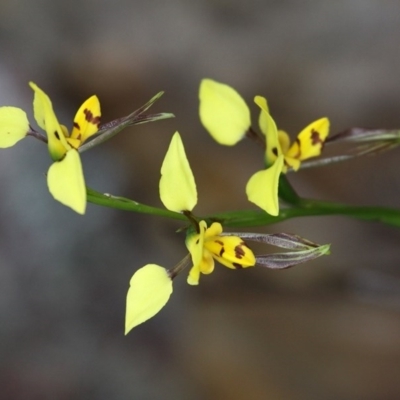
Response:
[87, 188, 187, 221]
[87, 189, 400, 229]
[208, 199, 400, 228]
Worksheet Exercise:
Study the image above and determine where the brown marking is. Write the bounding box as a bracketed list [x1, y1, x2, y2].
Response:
[84, 109, 101, 126]
[73, 122, 81, 130]
[54, 130, 60, 140]
[196, 239, 200, 244]
[234, 242, 246, 259]
[233, 262, 243, 269]
[311, 129, 323, 146]
[214, 240, 225, 257]
[272, 147, 278, 156]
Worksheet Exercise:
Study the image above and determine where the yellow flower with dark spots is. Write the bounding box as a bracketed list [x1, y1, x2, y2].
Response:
[0, 82, 101, 214]
[185, 220, 255, 285]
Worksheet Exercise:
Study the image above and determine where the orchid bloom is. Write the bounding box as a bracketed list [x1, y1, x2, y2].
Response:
[0, 82, 101, 214]
[199, 78, 330, 216]
[159, 131, 256, 284]
[125, 131, 256, 332]
[185, 220, 255, 285]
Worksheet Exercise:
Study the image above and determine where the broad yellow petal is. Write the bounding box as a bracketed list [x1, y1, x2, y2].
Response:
[70, 95, 101, 144]
[160, 132, 197, 212]
[254, 96, 280, 165]
[29, 82, 70, 161]
[0, 107, 29, 147]
[246, 155, 284, 216]
[199, 79, 251, 145]
[286, 117, 330, 161]
[47, 149, 86, 214]
[125, 264, 173, 333]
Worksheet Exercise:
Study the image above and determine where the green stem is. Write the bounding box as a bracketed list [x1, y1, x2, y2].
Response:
[87, 188, 400, 229]
[86, 188, 187, 221]
[278, 174, 301, 205]
[207, 198, 400, 228]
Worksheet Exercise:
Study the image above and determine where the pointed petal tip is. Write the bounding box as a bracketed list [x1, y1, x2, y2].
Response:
[159, 131, 197, 212]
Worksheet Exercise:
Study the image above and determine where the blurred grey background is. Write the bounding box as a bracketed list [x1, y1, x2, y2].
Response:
[1, 1, 400, 399]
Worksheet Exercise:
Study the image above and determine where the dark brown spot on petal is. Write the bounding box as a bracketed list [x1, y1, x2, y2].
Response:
[196, 239, 200, 245]
[73, 122, 81, 130]
[54, 130, 60, 140]
[213, 240, 225, 257]
[84, 109, 101, 126]
[234, 242, 246, 259]
[233, 262, 243, 269]
[311, 129, 323, 146]
[272, 147, 278, 156]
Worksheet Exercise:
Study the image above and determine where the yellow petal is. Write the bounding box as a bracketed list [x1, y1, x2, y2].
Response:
[29, 82, 70, 161]
[286, 117, 330, 161]
[254, 96, 280, 165]
[278, 130, 291, 154]
[187, 252, 215, 285]
[186, 221, 207, 285]
[204, 221, 223, 238]
[186, 221, 206, 269]
[187, 264, 201, 286]
[205, 235, 256, 269]
[246, 155, 284, 216]
[284, 156, 301, 171]
[47, 149, 86, 214]
[70, 95, 101, 144]
[199, 79, 251, 145]
[125, 264, 173, 333]
[160, 132, 197, 212]
[0, 107, 29, 147]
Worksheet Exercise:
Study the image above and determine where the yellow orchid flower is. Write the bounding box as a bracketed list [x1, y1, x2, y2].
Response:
[0, 82, 101, 214]
[30, 82, 101, 214]
[199, 79, 330, 216]
[185, 220, 255, 285]
[255, 95, 330, 172]
[159, 131, 256, 284]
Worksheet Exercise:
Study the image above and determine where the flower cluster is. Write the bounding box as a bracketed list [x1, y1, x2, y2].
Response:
[0, 80, 334, 335]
